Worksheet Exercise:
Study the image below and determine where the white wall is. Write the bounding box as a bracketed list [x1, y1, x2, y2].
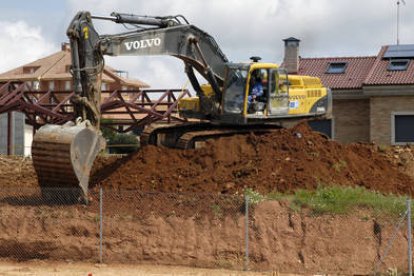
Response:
[24, 124, 33, 156]
[0, 112, 30, 156]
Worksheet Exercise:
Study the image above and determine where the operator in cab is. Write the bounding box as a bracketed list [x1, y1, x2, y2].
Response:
[248, 76, 264, 105]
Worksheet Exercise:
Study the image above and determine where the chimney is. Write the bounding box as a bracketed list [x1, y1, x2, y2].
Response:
[283, 37, 300, 74]
[61, 42, 70, 51]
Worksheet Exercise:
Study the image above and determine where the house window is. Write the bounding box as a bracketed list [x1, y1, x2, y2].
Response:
[23, 66, 40, 74]
[115, 70, 129, 78]
[326, 62, 347, 74]
[31, 81, 39, 91]
[64, 81, 71, 91]
[387, 59, 410, 71]
[48, 81, 55, 91]
[392, 113, 414, 144]
[101, 82, 107, 91]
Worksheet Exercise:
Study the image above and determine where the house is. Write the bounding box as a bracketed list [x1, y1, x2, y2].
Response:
[0, 43, 149, 92]
[283, 37, 414, 145]
[0, 43, 149, 156]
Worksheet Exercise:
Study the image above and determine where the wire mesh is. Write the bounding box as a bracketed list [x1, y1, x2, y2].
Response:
[0, 187, 100, 262]
[100, 189, 245, 269]
[0, 186, 411, 274]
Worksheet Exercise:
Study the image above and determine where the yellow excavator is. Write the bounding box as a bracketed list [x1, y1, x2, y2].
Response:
[31, 11, 332, 200]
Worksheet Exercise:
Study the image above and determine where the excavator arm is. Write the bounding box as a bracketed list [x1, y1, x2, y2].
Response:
[66, 11, 104, 127]
[66, 11, 229, 120]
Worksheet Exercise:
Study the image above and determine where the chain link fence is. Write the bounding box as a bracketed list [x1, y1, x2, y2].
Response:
[0, 187, 100, 262]
[0, 186, 412, 274]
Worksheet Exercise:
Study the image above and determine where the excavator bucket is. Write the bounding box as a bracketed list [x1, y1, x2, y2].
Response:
[32, 120, 106, 202]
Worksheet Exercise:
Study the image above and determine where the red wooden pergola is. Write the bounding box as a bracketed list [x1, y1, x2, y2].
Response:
[0, 81, 192, 154]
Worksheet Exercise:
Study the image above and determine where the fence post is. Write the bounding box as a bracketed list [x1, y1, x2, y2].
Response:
[99, 187, 103, 264]
[408, 198, 412, 276]
[244, 195, 249, 271]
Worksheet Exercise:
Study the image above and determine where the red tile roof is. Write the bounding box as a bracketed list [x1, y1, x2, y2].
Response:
[298, 56, 376, 89]
[297, 45, 414, 90]
[364, 46, 414, 85]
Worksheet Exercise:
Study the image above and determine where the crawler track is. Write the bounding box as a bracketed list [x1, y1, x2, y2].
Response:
[141, 122, 283, 149]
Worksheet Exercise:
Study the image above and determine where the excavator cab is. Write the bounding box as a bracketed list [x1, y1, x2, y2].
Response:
[220, 63, 291, 121]
[219, 62, 330, 124]
[181, 61, 327, 123]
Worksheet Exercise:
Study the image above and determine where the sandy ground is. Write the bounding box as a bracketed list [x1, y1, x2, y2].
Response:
[0, 261, 272, 276]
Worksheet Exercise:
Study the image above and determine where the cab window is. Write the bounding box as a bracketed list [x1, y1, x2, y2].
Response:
[223, 67, 248, 114]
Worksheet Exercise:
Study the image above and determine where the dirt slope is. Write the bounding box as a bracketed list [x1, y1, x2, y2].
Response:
[0, 200, 407, 274]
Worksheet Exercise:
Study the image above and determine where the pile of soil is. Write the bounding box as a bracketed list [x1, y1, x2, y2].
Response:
[96, 123, 414, 196]
[0, 123, 413, 197]
[0, 155, 36, 188]
[381, 145, 414, 179]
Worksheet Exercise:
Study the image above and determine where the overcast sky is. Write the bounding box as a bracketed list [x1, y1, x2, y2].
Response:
[0, 0, 413, 89]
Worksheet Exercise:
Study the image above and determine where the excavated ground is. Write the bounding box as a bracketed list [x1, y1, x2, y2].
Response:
[1, 122, 413, 196]
[94, 123, 414, 196]
[1, 123, 414, 274]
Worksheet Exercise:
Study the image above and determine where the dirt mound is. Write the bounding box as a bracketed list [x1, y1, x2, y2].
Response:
[0, 154, 121, 189]
[97, 123, 414, 196]
[0, 123, 412, 196]
[381, 145, 414, 179]
[0, 155, 37, 188]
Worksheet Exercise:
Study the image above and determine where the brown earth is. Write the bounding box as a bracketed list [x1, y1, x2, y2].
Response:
[0, 123, 414, 274]
[0, 199, 408, 274]
[95, 123, 414, 196]
[382, 145, 414, 179]
[0, 155, 37, 188]
[0, 261, 271, 276]
[1, 122, 413, 197]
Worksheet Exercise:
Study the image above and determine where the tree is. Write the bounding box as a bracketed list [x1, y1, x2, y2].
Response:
[100, 119, 139, 154]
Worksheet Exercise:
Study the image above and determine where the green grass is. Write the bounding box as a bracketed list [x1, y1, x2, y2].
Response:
[244, 188, 265, 205]
[260, 186, 410, 216]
